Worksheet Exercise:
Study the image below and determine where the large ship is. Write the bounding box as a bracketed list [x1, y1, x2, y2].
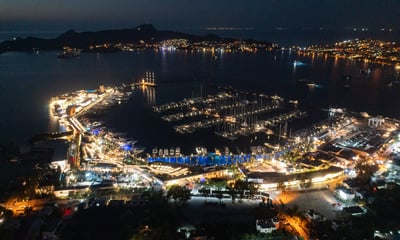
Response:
[57, 47, 81, 59]
[138, 71, 157, 87]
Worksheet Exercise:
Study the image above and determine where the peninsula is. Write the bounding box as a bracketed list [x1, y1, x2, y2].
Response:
[0, 24, 274, 54]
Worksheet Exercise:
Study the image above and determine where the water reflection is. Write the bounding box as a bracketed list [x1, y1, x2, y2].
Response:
[141, 86, 156, 105]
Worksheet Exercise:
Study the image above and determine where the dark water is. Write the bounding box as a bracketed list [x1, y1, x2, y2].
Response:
[1, 49, 400, 153]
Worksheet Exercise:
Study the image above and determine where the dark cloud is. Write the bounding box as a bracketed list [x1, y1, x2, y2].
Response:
[0, 0, 399, 31]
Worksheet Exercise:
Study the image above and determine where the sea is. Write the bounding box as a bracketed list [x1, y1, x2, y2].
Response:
[1, 29, 400, 155]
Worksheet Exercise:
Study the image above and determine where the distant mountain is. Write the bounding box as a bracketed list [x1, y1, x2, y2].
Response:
[0, 24, 271, 54]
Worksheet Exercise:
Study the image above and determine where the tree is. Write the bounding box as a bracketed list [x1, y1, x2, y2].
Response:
[227, 186, 237, 203]
[355, 162, 378, 186]
[199, 188, 210, 201]
[214, 190, 225, 204]
[277, 181, 286, 192]
[233, 179, 258, 199]
[167, 185, 191, 205]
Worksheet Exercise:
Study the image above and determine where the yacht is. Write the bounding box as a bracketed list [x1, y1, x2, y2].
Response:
[195, 147, 203, 155]
[175, 147, 181, 156]
[57, 47, 81, 59]
[152, 147, 158, 155]
[224, 147, 230, 155]
[307, 82, 316, 88]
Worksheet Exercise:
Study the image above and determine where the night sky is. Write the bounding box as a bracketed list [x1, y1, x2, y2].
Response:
[1, 0, 400, 32]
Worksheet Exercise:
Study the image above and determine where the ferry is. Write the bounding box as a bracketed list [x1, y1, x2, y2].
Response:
[293, 60, 304, 67]
[307, 82, 316, 88]
[57, 47, 81, 59]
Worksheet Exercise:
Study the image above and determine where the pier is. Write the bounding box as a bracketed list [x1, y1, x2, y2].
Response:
[154, 90, 291, 137]
[152, 89, 309, 140]
[49, 82, 144, 169]
[148, 154, 252, 166]
[153, 97, 204, 113]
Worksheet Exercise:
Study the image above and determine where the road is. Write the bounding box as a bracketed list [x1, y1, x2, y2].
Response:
[0, 198, 50, 215]
[280, 212, 309, 240]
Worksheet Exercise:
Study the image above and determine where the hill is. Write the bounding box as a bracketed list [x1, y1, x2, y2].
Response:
[0, 24, 271, 54]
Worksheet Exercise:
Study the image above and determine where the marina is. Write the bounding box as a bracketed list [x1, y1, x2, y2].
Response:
[153, 89, 309, 140]
[2, 15, 400, 238]
[48, 77, 311, 170]
[4, 55, 400, 240]
[48, 77, 335, 168]
[39, 76, 400, 191]
[46, 72, 400, 176]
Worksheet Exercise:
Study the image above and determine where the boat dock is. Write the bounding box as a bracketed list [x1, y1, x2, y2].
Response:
[153, 97, 204, 113]
[215, 110, 307, 140]
[154, 90, 292, 137]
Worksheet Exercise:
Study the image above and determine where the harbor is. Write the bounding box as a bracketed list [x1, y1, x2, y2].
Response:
[48, 79, 148, 169]
[153, 89, 308, 140]
[5, 71, 400, 240]
[1, 28, 400, 238]
[45, 72, 400, 186]
[46, 76, 349, 168]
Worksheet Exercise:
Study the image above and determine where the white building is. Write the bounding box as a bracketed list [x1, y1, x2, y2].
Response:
[256, 219, 277, 234]
[335, 187, 355, 201]
[368, 116, 384, 128]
